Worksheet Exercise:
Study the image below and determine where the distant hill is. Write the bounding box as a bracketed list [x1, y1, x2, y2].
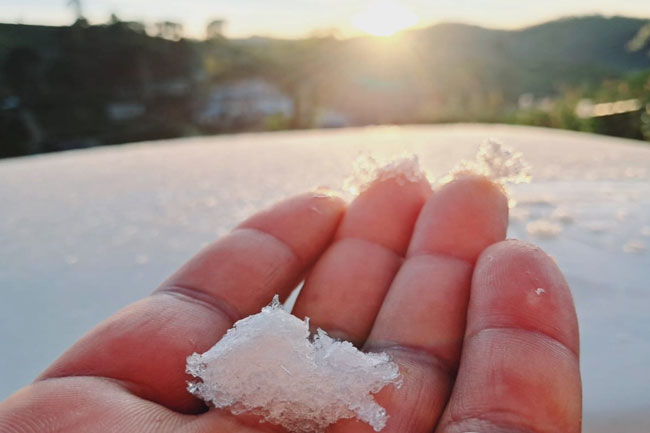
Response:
[0, 15, 649, 157]
[373, 16, 648, 93]
[508, 16, 649, 92]
[2, 16, 648, 99]
[318, 15, 650, 123]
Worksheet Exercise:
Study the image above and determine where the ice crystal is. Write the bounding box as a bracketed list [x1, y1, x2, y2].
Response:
[451, 139, 532, 185]
[186, 296, 401, 433]
[343, 154, 427, 195]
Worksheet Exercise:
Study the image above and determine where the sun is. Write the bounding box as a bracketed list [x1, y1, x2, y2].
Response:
[352, 0, 418, 37]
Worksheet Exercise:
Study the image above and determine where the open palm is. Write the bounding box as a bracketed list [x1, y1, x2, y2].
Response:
[0, 172, 581, 433]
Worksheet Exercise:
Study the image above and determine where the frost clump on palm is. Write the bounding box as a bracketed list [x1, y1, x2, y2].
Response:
[186, 296, 401, 433]
[452, 139, 531, 185]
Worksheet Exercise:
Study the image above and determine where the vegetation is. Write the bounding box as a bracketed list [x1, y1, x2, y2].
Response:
[1, 15, 649, 158]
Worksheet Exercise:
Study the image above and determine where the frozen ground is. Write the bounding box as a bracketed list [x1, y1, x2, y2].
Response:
[0, 124, 648, 431]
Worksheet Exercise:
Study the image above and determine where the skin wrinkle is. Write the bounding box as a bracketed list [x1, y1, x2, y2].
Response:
[156, 286, 244, 324]
[231, 228, 305, 291]
[407, 250, 474, 268]
[333, 236, 405, 261]
[464, 327, 580, 360]
[363, 341, 457, 379]
[234, 227, 306, 266]
[442, 414, 550, 433]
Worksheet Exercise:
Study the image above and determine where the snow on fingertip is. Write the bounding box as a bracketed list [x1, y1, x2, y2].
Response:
[448, 138, 532, 186]
[343, 153, 429, 196]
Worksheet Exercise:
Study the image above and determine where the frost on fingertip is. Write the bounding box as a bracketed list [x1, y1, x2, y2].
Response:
[186, 296, 401, 433]
[343, 153, 429, 196]
[449, 139, 532, 186]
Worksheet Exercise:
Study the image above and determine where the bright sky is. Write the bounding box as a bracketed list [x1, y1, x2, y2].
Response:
[1, 0, 649, 39]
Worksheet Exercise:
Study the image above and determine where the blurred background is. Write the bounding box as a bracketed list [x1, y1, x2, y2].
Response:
[1, 3, 650, 432]
[1, 0, 650, 158]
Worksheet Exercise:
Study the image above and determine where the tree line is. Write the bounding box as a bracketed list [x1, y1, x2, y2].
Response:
[1, 15, 649, 158]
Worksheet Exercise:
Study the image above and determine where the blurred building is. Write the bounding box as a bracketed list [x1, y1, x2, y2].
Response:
[197, 79, 293, 129]
[155, 21, 183, 40]
[206, 20, 225, 39]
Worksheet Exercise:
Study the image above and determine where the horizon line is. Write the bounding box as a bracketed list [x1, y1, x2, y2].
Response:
[1, 12, 648, 41]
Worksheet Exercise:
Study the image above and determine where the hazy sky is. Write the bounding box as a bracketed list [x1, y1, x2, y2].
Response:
[2, 0, 649, 39]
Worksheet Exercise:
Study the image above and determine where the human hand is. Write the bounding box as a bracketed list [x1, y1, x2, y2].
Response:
[0, 173, 581, 433]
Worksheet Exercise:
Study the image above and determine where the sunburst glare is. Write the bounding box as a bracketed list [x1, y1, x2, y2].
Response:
[352, 0, 419, 37]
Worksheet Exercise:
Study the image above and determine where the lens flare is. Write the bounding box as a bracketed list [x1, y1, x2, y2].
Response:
[352, 0, 418, 37]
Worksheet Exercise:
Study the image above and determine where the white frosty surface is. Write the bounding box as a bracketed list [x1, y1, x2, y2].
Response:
[526, 219, 563, 239]
[623, 240, 647, 254]
[186, 297, 400, 432]
[1, 124, 649, 432]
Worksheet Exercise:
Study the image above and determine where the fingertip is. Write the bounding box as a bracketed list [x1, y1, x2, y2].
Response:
[409, 174, 508, 263]
[337, 171, 432, 256]
[239, 191, 346, 265]
[476, 239, 551, 274]
[479, 238, 549, 262]
[471, 239, 579, 357]
[442, 174, 509, 222]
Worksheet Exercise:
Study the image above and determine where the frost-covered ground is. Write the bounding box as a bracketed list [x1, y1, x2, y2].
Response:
[0, 124, 648, 431]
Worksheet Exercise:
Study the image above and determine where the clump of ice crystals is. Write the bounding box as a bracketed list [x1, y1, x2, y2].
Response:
[451, 139, 532, 185]
[186, 296, 401, 433]
[343, 154, 428, 195]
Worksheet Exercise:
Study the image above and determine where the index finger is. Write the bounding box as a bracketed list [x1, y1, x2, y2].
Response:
[38, 192, 346, 413]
